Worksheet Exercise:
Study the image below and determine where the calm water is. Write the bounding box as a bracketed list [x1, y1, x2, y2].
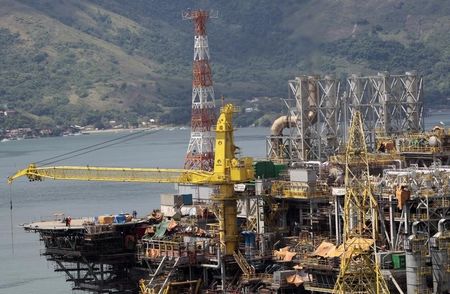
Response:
[0, 127, 268, 294]
[1, 112, 449, 294]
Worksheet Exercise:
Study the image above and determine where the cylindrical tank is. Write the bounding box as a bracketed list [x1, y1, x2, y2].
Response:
[406, 250, 427, 294]
[431, 247, 448, 294]
[430, 219, 450, 294]
[405, 222, 431, 294]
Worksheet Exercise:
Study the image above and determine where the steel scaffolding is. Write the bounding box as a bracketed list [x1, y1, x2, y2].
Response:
[267, 71, 424, 162]
[346, 71, 424, 151]
[268, 75, 342, 162]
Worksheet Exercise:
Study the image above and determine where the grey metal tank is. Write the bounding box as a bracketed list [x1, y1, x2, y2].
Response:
[430, 219, 450, 294]
[405, 221, 432, 294]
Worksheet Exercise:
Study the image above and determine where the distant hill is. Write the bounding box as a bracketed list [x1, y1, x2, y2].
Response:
[0, 0, 449, 129]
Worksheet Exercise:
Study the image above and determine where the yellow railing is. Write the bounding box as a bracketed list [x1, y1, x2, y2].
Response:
[399, 146, 439, 153]
[271, 181, 331, 199]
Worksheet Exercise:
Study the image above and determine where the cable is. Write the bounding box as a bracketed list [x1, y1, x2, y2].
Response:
[37, 128, 160, 166]
[36, 129, 150, 165]
[41, 129, 158, 165]
[9, 185, 14, 255]
[41, 130, 153, 166]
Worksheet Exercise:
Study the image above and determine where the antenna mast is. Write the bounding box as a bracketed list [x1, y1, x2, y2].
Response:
[183, 9, 218, 171]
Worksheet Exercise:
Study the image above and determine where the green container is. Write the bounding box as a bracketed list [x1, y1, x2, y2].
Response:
[254, 161, 276, 178]
[253, 161, 287, 179]
[274, 164, 287, 177]
[392, 254, 406, 269]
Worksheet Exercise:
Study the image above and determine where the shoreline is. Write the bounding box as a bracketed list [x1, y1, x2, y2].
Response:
[80, 125, 190, 134]
[0, 126, 190, 142]
[80, 126, 162, 134]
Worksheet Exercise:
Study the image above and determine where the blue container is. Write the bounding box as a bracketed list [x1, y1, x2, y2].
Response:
[242, 231, 256, 248]
[114, 214, 126, 224]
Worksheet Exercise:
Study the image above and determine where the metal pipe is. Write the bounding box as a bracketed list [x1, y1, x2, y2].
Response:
[304, 161, 321, 167]
[412, 221, 421, 235]
[220, 251, 226, 291]
[270, 115, 297, 160]
[438, 218, 448, 233]
[389, 193, 396, 250]
[334, 196, 341, 245]
[386, 270, 405, 294]
[307, 75, 318, 124]
[270, 115, 297, 136]
[201, 246, 221, 268]
[394, 159, 403, 169]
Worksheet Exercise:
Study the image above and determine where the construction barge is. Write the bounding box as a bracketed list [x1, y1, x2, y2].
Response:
[11, 69, 450, 293]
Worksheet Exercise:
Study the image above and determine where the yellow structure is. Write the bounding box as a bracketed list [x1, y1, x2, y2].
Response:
[333, 111, 390, 294]
[9, 104, 254, 255]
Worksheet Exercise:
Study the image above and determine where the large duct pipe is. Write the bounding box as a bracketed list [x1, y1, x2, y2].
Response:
[411, 221, 421, 235]
[438, 218, 447, 233]
[378, 71, 391, 135]
[270, 115, 297, 159]
[270, 115, 297, 136]
[269, 115, 297, 160]
[307, 75, 318, 124]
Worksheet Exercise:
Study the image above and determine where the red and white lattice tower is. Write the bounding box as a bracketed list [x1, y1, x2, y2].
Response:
[182, 9, 217, 171]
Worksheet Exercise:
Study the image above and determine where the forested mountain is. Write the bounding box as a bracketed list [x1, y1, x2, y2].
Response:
[1, 0, 449, 129]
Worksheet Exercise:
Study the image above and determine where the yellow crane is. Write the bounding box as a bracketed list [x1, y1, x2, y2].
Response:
[333, 111, 390, 293]
[8, 103, 254, 255]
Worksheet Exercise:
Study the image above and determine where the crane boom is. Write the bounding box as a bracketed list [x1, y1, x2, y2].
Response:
[8, 104, 253, 186]
[8, 164, 216, 185]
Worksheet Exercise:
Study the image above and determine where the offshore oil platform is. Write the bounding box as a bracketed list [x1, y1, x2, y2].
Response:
[8, 9, 450, 294]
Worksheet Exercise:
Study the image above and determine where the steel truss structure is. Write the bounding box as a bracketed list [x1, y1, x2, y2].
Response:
[183, 10, 218, 171]
[35, 226, 136, 293]
[346, 71, 424, 151]
[267, 71, 424, 163]
[334, 111, 390, 293]
[268, 75, 342, 162]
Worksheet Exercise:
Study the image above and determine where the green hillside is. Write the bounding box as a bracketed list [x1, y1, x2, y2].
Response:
[0, 0, 449, 129]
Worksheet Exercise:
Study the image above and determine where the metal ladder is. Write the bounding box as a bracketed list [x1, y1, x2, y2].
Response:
[233, 251, 255, 277]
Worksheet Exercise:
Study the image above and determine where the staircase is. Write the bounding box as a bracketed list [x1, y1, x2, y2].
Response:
[139, 256, 180, 294]
[233, 251, 255, 278]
